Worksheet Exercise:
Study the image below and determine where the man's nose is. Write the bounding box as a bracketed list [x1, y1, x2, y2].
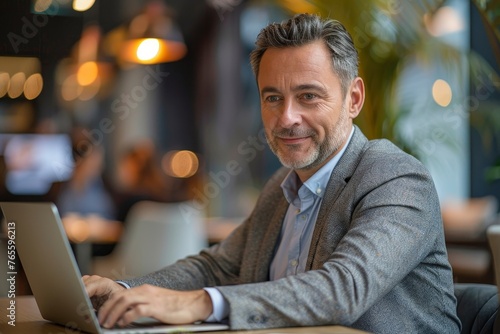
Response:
[277, 100, 301, 128]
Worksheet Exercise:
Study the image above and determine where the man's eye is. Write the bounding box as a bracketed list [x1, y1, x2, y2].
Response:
[266, 96, 281, 102]
[302, 93, 316, 100]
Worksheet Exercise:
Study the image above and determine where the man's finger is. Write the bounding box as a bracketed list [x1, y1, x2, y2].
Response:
[117, 304, 152, 327]
[99, 289, 146, 328]
[82, 275, 124, 310]
[83, 275, 106, 296]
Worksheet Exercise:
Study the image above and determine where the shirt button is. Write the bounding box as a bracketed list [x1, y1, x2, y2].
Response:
[290, 259, 298, 266]
[295, 208, 300, 214]
[316, 188, 322, 194]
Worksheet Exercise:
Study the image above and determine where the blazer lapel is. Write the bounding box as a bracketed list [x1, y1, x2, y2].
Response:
[253, 195, 289, 281]
[306, 126, 368, 269]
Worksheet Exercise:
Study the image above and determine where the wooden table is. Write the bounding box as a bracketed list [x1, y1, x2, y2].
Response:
[0, 296, 368, 334]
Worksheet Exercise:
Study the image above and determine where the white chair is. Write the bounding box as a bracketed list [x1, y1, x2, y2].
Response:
[92, 200, 208, 280]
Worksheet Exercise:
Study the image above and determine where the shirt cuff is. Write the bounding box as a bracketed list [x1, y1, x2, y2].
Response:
[115, 281, 131, 289]
[203, 287, 229, 322]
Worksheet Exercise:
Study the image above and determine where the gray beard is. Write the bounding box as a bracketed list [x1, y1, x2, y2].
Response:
[266, 105, 349, 171]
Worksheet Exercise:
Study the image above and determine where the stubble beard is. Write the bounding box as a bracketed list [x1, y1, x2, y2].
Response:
[266, 104, 350, 171]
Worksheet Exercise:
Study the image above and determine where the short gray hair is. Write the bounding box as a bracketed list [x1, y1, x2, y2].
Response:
[250, 13, 359, 95]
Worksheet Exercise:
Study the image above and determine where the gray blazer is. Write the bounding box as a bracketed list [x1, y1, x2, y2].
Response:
[124, 127, 461, 333]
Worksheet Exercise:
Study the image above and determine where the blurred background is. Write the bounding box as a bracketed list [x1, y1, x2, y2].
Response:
[0, 0, 499, 289]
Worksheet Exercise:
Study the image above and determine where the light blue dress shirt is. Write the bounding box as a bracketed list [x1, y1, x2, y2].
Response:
[270, 153, 340, 279]
[204, 127, 354, 322]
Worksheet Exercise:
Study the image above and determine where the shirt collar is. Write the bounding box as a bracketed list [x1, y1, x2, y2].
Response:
[281, 126, 355, 203]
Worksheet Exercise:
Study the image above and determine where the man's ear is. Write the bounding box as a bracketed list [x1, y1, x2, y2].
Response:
[347, 77, 365, 119]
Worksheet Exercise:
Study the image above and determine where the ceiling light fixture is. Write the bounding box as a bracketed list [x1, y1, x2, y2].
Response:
[116, 0, 187, 65]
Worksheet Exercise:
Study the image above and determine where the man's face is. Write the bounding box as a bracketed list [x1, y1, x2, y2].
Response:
[258, 40, 354, 179]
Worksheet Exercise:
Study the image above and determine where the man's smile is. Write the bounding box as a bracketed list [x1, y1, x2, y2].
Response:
[277, 136, 310, 145]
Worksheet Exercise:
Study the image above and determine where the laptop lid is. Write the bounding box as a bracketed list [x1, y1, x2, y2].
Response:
[1, 202, 101, 333]
[1, 202, 229, 334]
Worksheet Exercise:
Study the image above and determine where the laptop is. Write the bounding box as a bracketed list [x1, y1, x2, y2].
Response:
[0, 202, 229, 333]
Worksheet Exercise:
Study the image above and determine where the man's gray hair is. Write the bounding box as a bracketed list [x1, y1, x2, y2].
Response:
[250, 13, 359, 95]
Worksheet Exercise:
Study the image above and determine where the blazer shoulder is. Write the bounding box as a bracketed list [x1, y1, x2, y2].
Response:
[334, 126, 427, 182]
[352, 139, 434, 196]
[360, 138, 431, 177]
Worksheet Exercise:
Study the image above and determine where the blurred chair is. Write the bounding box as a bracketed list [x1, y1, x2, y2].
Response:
[92, 200, 208, 280]
[454, 283, 499, 334]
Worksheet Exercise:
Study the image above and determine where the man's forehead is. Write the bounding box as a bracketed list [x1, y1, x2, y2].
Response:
[257, 52, 339, 92]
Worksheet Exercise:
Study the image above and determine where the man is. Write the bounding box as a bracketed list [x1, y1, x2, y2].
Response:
[84, 13, 461, 333]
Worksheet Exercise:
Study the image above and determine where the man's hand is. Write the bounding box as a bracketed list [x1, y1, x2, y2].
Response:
[83, 275, 126, 310]
[88, 282, 213, 329]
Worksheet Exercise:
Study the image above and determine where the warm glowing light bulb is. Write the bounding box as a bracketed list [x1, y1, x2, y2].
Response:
[24, 73, 44, 100]
[136, 39, 160, 61]
[163, 150, 199, 178]
[77, 61, 98, 86]
[8, 72, 26, 99]
[0, 72, 10, 98]
[432, 79, 452, 107]
[73, 0, 96, 12]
